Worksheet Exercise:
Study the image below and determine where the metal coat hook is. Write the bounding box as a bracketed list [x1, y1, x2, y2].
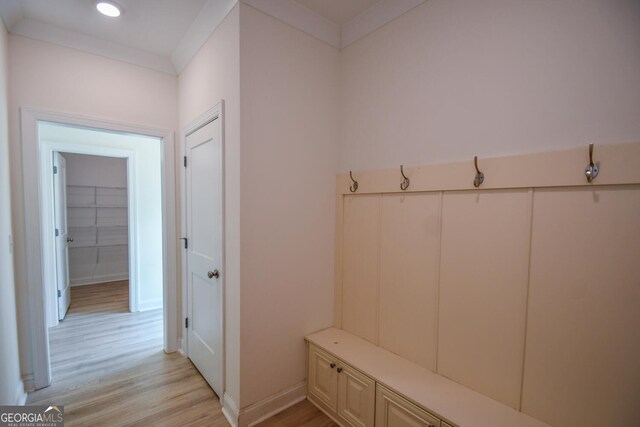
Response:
[349, 171, 359, 193]
[400, 165, 410, 191]
[473, 156, 484, 188]
[584, 143, 599, 183]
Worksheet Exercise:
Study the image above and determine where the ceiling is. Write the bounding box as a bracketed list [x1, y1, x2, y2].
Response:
[4, 0, 207, 57]
[0, 0, 424, 74]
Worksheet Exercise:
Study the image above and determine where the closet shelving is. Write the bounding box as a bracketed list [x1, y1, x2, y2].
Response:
[67, 185, 129, 285]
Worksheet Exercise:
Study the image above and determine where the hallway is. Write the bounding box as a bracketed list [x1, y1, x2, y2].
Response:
[27, 281, 229, 426]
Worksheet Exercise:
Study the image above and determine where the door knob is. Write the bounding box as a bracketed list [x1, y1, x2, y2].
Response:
[208, 269, 219, 279]
[67, 237, 74, 243]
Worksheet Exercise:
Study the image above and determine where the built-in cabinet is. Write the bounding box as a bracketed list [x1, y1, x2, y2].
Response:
[67, 185, 129, 285]
[307, 343, 450, 427]
[307, 328, 549, 427]
[309, 344, 375, 427]
[376, 385, 440, 427]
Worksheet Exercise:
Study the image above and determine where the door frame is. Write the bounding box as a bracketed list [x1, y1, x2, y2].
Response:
[20, 107, 178, 389]
[44, 146, 136, 325]
[180, 100, 225, 396]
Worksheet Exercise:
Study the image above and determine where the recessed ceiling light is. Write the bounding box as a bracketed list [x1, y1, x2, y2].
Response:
[96, 1, 122, 18]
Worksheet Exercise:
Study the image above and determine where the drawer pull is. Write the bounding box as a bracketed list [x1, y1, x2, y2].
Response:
[337, 367, 343, 373]
[330, 363, 336, 369]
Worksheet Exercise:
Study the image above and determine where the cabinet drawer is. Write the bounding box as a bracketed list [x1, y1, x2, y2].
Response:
[376, 385, 440, 427]
[309, 344, 339, 411]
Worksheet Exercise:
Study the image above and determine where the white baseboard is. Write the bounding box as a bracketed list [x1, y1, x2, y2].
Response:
[22, 373, 34, 393]
[70, 274, 128, 286]
[178, 336, 187, 357]
[137, 298, 163, 311]
[223, 393, 239, 427]
[14, 381, 27, 405]
[239, 381, 307, 427]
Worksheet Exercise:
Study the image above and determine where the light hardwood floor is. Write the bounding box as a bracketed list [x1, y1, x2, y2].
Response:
[27, 281, 229, 426]
[27, 280, 335, 426]
[255, 400, 337, 427]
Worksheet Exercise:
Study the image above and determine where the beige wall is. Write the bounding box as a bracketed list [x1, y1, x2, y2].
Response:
[239, 4, 339, 409]
[339, 0, 640, 172]
[8, 34, 178, 380]
[0, 20, 23, 405]
[178, 4, 241, 408]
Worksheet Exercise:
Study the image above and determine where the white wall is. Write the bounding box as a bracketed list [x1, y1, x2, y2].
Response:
[0, 19, 24, 406]
[239, 4, 339, 409]
[63, 153, 129, 287]
[178, 4, 241, 411]
[8, 34, 178, 382]
[339, 0, 640, 172]
[64, 153, 127, 188]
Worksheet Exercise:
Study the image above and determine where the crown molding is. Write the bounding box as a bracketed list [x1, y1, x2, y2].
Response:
[10, 18, 176, 75]
[239, 0, 426, 50]
[1, 0, 427, 76]
[171, 0, 238, 73]
[340, 0, 426, 48]
[241, 0, 341, 48]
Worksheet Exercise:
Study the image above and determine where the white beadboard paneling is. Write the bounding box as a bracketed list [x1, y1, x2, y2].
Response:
[342, 194, 381, 344]
[437, 189, 531, 409]
[522, 185, 640, 426]
[378, 192, 440, 371]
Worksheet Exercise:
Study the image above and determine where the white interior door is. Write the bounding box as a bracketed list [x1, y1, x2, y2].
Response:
[185, 117, 223, 397]
[53, 152, 71, 320]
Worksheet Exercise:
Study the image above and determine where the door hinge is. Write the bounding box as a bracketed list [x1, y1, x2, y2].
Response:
[53, 165, 58, 174]
[55, 228, 59, 237]
[180, 237, 188, 249]
[57, 290, 61, 298]
[185, 317, 189, 329]
[183, 156, 187, 167]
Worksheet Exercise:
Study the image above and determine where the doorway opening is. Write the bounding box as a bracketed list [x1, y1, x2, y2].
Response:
[52, 153, 132, 323]
[20, 108, 178, 390]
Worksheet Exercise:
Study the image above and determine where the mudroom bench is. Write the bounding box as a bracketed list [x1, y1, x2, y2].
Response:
[305, 328, 550, 427]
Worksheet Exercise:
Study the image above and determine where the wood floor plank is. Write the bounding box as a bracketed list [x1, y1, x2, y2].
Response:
[28, 280, 334, 426]
[255, 399, 337, 427]
[27, 281, 229, 427]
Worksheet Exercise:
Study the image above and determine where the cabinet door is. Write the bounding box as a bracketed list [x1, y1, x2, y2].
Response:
[308, 344, 338, 411]
[376, 385, 440, 427]
[337, 364, 375, 427]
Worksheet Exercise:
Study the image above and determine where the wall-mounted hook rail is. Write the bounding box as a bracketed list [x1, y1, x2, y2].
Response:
[584, 143, 599, 183]
[473, 156, 484, 188]
[349, 171, 359, 193]
[400, 165, 410, 191]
